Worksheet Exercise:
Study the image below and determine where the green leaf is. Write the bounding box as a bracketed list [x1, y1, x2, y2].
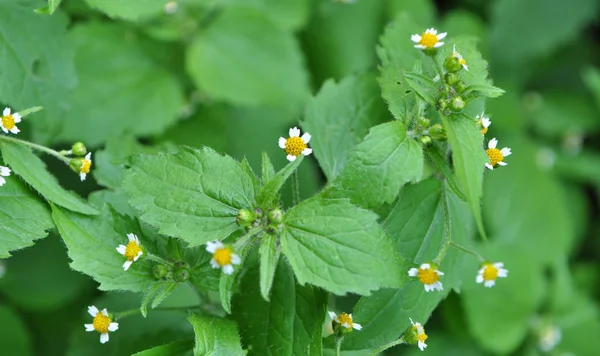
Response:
[0, 141, 98, 215]
[256, 156, 303, 209]
[441, 115, 487, 239]
[281, 196, 407, 295]
[424, 146, 467, 201]
[35, 0, 62, 15]
[0, 0, 76, 142]
[388, 0, 436, 26]
[133, 340, 194, 356]
[186, 6, 309, 108]
[259, 234, 280, 301]
[0, 305, 32, 356]
[219, 234, 254, 314]
[0, 174, 53, 258]
[236, 0, 309, 31]
[188, 314, 246, 356]
[84, 0, 166, 21]
[583, 66, 600, 112]
[301, 73, 388, 181]
[51, 204, 155, 292]
[124, 147, 256, 246]
[327, 121, 423, 209]
[59, 22, 184, 147]
[233, 259, 327, 355]
[16, 106, 43, 117]
[261, 152, 275, 183]
[140, 281, 179, 317]
[403, 72, 438, 105]
[464, 84, 505, 99]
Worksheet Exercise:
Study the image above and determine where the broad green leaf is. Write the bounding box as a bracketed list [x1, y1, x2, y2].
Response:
[464, 84, 505, 99]
[327, 121, 423, 209]
[52, 204, 155, 292]
[0, 0, 76, 142]
[439, 37, 492, 87]
[188, 314, 246, 356]
[233, 260, 327, 355]
[0, 141, 98, 215]
[186, 6, 309, 108]
[0, 305, 32, 356]
[235, 0, 309, 31]
[301, 73, 388, 181]
[256, 156, 303, 209]
[59, 22, 184, 146]
[141, 281, 179, 317]
[0, 175, 53, 258]
[388, 0, 436, 26]
[403, 72, 438, 105]
[133, 340, 194, 356]
[259, 234, 279, 301]
[281, 196, 406, 295]
[124, 147, 256, 246]
[35, 0, 62, 14]
[424, 146, 466, 201]
[441, 115, 486, 238]
[84, 0, 165, 21]
[261, 152, 275, 183]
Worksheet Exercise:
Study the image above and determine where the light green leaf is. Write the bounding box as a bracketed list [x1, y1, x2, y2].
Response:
[51, 204, 155, 292]
[133, 340, 194, 356]
[464, 84, 505, 99]
[403, 71, 438, 105]
[259, 234, 279, 301]
[235, 0, 309, 31]
[140, 281, 179, 317]
[0, 141, 98, 215]
[59, 22, 184, 147]
[35, 0, 62, 15]
[301, 73, 388, 181]
[124, 147, 256, 246]
[441, 115, 487, 238]
[256, 156, 303, 209]
[261, 152, 275, 183]
[16, 106, 43, 117]
[233, 260, 327, 355]
[281, 196, 407, 295]
[189, 314, 246, 356]
[84, 0, 165, 21]
[327, 121, 423, 209]
[0, 305, 32, 356]
[0, 175, 53, 258]
[387, 0, 436, 26]
[186, 6, 309, 108]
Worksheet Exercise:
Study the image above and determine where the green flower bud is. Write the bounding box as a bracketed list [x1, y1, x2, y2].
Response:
[265, 224, 279, 235]
[444, 55, 462, 73]
[429, 124, 447, 141]
[419, 136, 432, 146]
[254, 208, 264, 219]
[268, 208, 284, 225]
[455, 81, 467, 93]
[403, 319, 428, 351]
[152, 264, 168, 280]
[416, 117, 430, 131]
[436, 99, 448, 111]
[449, 96, 465, 112]
[173, 267, 190, 282]
[71, 142, 87, 156]
[444, 73, 459, 86]
[236, 209, 254, 227]
[69, 158, 84, 173]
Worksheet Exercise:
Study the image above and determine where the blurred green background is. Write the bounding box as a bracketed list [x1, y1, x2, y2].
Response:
[1, 0, 600, 355]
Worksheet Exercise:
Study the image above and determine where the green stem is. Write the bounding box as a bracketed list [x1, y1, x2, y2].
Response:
[335, 336, 344, 356]
[233, 226, 263, 251]
[450, 241, 485, 262]
[433, 191, 452, 265]
[115, 305, 201, 320]
[0, 135, 70, 165]
[431, 54, 446, 87]
[368, 336, 406, 355]
[292, 170, 300, 206]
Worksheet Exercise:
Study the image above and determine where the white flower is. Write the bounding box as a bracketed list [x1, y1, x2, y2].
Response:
[0, 166, 11, 187]
[84, 306, 119, 344]
[278, 127, 312, 162]
[1, 107, 22, 134]
[328, 311, 362, 331]
[485, 138, 512, 170]
[476, 262, 508, 287]
[206, 241, 241, 275]
[80, 152, 92, 181]
[411, 28, 447, 49]
[476, 111, 491, 135]
[408, 263, 444, 292]
[410, 318, 428, 351]
[452, 45, 469, 71]
[116, 233, 143, 271]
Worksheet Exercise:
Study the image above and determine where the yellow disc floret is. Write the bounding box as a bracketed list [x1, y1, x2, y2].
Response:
[92, 312, 112, 333]
[418, 267, 440, 285]
[124, 241, 142, 261]
[479, 120, 489, 135]
[486, 148, 504, 167]
[2, 114, 15, 131]
[81, 159, 92, 174]
[419, 33, 439, 49]
[482, 264, 499, 281]
[285, 137, 307, 157]
[337, 313, 354, 328]
[413, 325, 428, 343]
[213, 247, 233, 266]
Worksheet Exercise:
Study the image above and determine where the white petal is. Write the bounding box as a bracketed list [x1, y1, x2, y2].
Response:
[0, 126, 7, 134]
[411, 34, 421, 43]
[301, 132, 311, 143]
[13, 113, 21, 122]
[418, 340, 428, 351]
[424, 284, 433, 292]
[408, 268, 418, 277]
[223, 264, 234, 275]
[434, 281, 444, 291]
[85, 324, 95, 332]
[116, 245, 126, 255]
[501, 147, 512, 156]
[484, 280, 495, 287]
[434, 41, 444, 48]
[302, 148, 312, 156]
[426, 28, 436, 34]
[80, 172, 87, 181]
[289, 127, 300, 137]
[0, 177, 5, 186]
[108, 322, 119, 332]
[206, 241, 223, 253]
[100, 333, 109, 344]
[419, 263, 431, 270]
[409, 318, 416, 326]
[488, 138, 498, 149]
[123, 260, 133, 271]
[231, 253, 242, 265]
[133, 251, 143, 261]
[88, 306, 99, 317]
[498, 269, 509, 277]
[476, 275, 484, 283]
[414, 44, 426, 49]
[485, 163, 494, 170]
[10, 126, 20, 134]
[482, 118, 491, 128]
[210, 259, 220, 269]
[463, 64, 469, 71]
[353, 323, 362, 330]
[328, 311, 337, 320]
[497, 162, 508, 166]
[286, 154, 296, 162]
[437, 32, 447, 40]
[278, 137, 287, 149]
[436, 270, 444, 276]
[3, 107, 10, 116]
[0, 166, 10, 176]
[127, 233, 136, 242]
[493, 262, 504, 268]
[452, 44, 457, 53]
[85, 152, 92, 161]
[101, 308, 109, 316]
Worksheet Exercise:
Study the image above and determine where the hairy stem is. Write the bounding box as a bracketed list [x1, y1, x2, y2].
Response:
[450, 241, 485, 262]
[292, 170, 300, 206]
[335, 336, 344, 356]
[0, 135, 71, 165]
[433, 191, 452, 265]
[368, 336, 406, 355]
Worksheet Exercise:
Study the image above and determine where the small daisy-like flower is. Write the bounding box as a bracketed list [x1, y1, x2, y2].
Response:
[476, 262, 508, 287]
[408, 263, 444, 292]
[538, 324, 561, 352]
[116, 233, 143, 271]
[476, 111, 491, 135]
[485, 138, 511, 170]
[1, 107, 22, 135]
[408, 318, 428, 351]
[206, 241, 241, 275]
[84, 306, 119, 344]
[411, 28, 447, 49]
[0, 166, 11, 186]
[80, 152, 92, 181]
[452, 45, 469, 71]
[328, 311, 362, 331]
[278, 127, 312, 162]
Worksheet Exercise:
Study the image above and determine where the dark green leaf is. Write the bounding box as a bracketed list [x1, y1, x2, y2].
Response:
[0, 305, 32, 356]
[133, 340, 194, 356]
[259, 234, 279, 301]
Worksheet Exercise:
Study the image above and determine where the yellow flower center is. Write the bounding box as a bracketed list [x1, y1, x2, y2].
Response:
[80, 159, 92, 174]
[92, 312, 112, 333]
[2, 115, 16, 130]
[337, 313, 354, 328]
[417, 267, 439, 285]
[413, 325, 428, 343]
[482, 264, 499, 281]
[459, 58, 467, 66]
[124, 241, 142, 261]
[479, 120, 488, 135]
[213, 247, 233, 266]
[486, 148, 504, 167]
[419, 33, 439, 48]
[284, 137, 307, 157]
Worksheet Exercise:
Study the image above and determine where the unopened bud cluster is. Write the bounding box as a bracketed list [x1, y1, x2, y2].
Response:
[237, 207, 284, 236]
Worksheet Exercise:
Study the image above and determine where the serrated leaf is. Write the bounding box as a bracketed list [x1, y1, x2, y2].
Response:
[403, 72, 438, 105]
[256, 156, 303, 209]
[424, 146, 467, 201]
[261, 152, 275, 183]
[0, 175, 53, 258]
[59, 22, 184, 146]
[140, 281, 179, 317]
[51, 204, 155, 292]
[133, 340, 194, 356]
[327, 121, 423, 209]
[301, 73, 388, 181]
[233, 259, 327, 356]
[84, 0, 165, 21]
[124, 147, 256, 246]
[0, 141, 97, 215]
[259, 234, 279, 301]
[186, 6, 309, 108]
[281, 196, 406, 295]
[464, 84, 505, 99]
[188, 314, 246, 356]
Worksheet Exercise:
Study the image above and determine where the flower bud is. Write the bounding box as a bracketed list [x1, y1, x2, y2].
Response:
[416, 117, 430, 131]
[265, 224, 279, 235]
[436, 99, 448, 111]
[268, 208, 284, 225]
[69, 158, 84, 173]
[173, 267, 190, 282]
[236, 209, 254, 227]
[444, 55, 462, 73]
[455, 81, 467, 93]
[152, 264, 168, 280]
[254, 208, 264, 219]
[419, 136, 432, 146]
[449, 96, 465, 112]
[71, 142, 87, 156]
[444, 73, 459, 86]
[429, 124, 447, 141]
